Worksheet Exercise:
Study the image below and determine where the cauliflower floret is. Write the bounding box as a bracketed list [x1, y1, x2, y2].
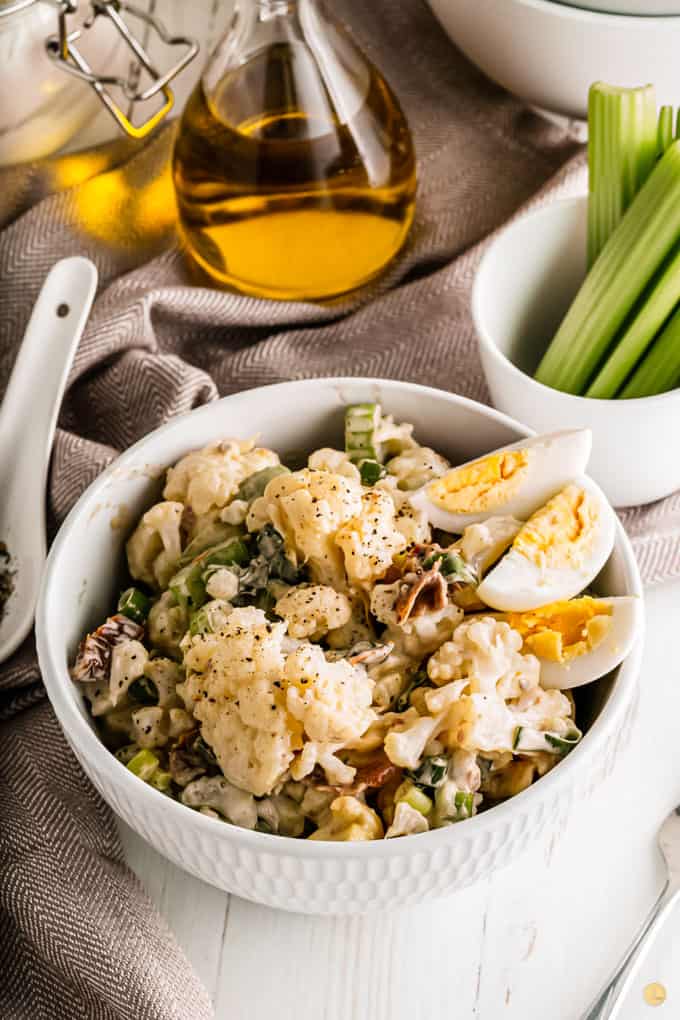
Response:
[205, 567, 240, 601]
[335, 489, 406, 588]
[308, 796, 384, 841]
[182, 776, 258, 829]
[385, 802, 429, 838]
[368, 644, 415, 710]
[147, 591, 190, 659]
[427, 617, 539, 697]
[396, 604, 463, 660]
[325, 595, 375, 650]
[308, 447, 361, 483]
[143, 657, 183, 707]
[283, 643, 375, 744]
[383, 708, 448, 769]
[274, 584, 352, 640]
[386, 446, 450, 491]
[374, 414, 417, 458]
[126, 501, 183, 589]
[183, 607, 296, 796]
[248, 468, 363, 588]
[131, 706, 168, 748]
[109, 639, 148, 706]
[164, 440, 279, 516]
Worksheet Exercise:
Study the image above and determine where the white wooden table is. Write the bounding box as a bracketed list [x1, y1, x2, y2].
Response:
[120, 578, 680, 1020]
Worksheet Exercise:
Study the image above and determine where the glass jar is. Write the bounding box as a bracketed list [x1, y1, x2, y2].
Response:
[173, 0, 417, 302]
[0, 0, 120, 165]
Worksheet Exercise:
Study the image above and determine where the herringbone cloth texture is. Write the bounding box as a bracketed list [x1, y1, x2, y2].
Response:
[0, 2, 675, 1017]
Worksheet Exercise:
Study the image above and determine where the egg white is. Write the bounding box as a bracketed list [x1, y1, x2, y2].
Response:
[409, 429, 592, 533]
[539, 596, 642, 690]
[476, 475, 616, 612]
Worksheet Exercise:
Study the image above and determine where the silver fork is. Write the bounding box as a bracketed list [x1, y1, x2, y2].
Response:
[583, 804, 680, 1019]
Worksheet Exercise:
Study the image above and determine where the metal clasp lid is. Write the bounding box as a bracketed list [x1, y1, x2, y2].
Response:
[45, 1, 199, 139]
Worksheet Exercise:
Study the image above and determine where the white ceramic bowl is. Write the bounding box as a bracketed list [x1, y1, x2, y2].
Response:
[426, 0, 680, 118]
[473, 196, 680, 508]
[557, 0, 680, 13]
[36, 379, 643, 914]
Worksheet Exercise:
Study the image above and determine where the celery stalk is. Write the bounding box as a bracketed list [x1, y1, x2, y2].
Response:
[535, 141, 680, 395]
[676, 108, 680, 140]
[587, 83, 657, 268]
[585, 244, 680, 398]
[620, 306, 680, 397]
[658, 106, 675, 156]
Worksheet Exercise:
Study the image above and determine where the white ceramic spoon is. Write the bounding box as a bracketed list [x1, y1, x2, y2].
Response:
[0, 256, 98, 664]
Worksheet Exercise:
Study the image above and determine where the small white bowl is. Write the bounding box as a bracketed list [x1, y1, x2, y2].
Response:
[36, 379, 643, 914]
[473, 196, 680, 508]
[426, 0, 680, 118]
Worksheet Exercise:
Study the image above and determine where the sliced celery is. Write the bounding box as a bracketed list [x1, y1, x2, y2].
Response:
[621, 306, 680, 397]
[345, 403, 380, 463]
[587, 83, 657, 268]
[127, 749, 159, 781]
[586, 244, 680, 398]
[658, 105, 675, 156]
[676, 108, 680, 140]
[395, 780, 433, 816]
[535, 141, 680, 394]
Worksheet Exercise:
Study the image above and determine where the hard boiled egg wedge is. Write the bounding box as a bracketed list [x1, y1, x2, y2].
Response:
[476, 477, 616, 612]
[409, 429, 591, 533]
[499, 596, 642, 689]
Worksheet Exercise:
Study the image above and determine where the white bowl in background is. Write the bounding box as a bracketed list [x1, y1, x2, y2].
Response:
[36, 379, 643, 914]
[556, 0, 680, 13]
[426, 0, 680, 118]
[473, 196, 680, 508]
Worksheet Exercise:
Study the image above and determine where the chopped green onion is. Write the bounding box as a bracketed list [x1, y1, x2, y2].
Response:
[658, 105, 675, 156]
[345, 403, 380, 463]
[358, 458, 386, 486]
[536, 141, 680, 394]
[454, 791, 475, 817]
[586, 244, 680, 397]
[237, 465, 289, 503]
[178, 522, 243, 566]
[395, 781, 433, 816]
[514, 727, 581, 755]
[128, 674, 158, 705]
[149, 769, 173, 792]
[117, 587, 151, 623]
[170, 537, 250, 611]
[407, 755, 449, 789]
[621, 304, 680, 397]
[126, 749, 159, 781]
[587, 82, 657, 268]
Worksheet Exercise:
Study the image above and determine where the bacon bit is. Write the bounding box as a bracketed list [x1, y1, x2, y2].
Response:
[395, 568, 448, 623]
[348, 641, 394, 666]
[313, 752, 401, 796]
[71, 614, 144, 683]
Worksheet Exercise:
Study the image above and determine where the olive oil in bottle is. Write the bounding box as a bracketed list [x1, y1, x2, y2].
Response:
[173, 0, 416, 302]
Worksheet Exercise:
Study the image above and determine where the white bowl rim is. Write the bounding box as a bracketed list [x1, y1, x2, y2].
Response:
[502, 0, 680, 22]
[473, 195, 680, 410]
[36, 377, 644, 858]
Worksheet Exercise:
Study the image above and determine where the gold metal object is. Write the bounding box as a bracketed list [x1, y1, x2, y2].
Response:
[643, 982, 667, 1007]
[44, 0, 199, 138]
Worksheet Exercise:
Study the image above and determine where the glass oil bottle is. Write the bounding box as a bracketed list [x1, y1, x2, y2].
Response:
[172, 0, 417, 302]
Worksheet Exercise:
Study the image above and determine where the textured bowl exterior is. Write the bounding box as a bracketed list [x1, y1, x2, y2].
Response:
[36, 379, 643, 914]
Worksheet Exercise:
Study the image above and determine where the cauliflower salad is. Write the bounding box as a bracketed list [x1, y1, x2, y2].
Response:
[71, 405, 640, 841]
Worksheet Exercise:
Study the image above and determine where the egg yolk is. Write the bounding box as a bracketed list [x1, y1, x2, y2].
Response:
[502, 597, 612, 662]
[426, 450, 530, 513]
[513, 484, 598, 569]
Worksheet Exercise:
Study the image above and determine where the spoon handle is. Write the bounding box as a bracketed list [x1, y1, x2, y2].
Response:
[0, 257, 98, 455]
[0, 257, 97, 660]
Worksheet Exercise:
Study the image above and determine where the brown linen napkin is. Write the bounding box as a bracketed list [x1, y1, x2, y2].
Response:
[0, 1, 666, 1016]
